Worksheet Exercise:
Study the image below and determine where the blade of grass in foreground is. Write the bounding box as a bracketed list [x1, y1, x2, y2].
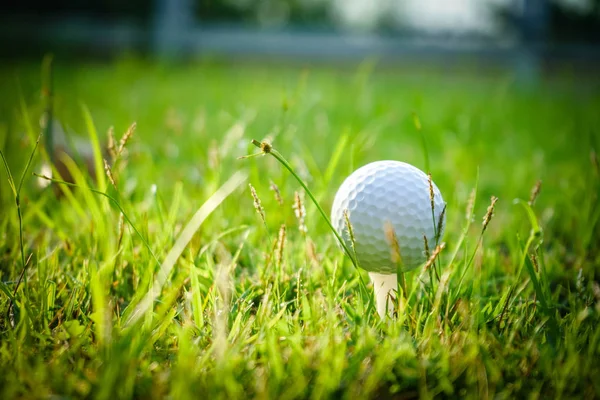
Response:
[123, 170, 248, 329]
[1, 130, 42, 324]
[514, 199, 559, 344]
[412, 112, 430, 173]
[81, 104, 107, 193]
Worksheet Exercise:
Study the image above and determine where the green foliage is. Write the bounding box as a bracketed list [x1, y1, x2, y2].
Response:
[0, 58, 599, 399]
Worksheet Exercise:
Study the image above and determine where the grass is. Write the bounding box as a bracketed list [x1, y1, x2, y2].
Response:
[0, 57, 599, 399]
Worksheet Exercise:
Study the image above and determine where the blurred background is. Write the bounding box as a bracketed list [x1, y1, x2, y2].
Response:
[1, 0, 600, 75]
[0, 0, 599, 211]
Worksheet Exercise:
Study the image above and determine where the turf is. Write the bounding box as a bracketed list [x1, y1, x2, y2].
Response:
[0, 58, 599, 399]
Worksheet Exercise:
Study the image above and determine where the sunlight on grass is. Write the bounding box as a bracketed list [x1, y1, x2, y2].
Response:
[0, 58, 599, 398]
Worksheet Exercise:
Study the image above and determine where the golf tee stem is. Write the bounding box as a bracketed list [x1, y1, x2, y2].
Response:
[368, 272, 398, 318]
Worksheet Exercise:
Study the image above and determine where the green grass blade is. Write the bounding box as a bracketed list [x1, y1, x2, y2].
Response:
[412, 112, 430, 172]
[123, 170, 248, 328]
[81, 104, 107, 193]
[34, 173, 160, 266]
[514, 199, 541, 234]
[0, 150, 16, 197]
[322, 130, 349, 185]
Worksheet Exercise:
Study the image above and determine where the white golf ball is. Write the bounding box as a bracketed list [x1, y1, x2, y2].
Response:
[331, 160, 446, 273]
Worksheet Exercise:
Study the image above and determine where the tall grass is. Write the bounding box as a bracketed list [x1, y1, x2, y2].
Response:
[0, 59, 599, 398]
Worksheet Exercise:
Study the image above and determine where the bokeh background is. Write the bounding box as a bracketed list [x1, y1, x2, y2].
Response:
[2, 0, 600, 65]
[1, 0, 599, 218]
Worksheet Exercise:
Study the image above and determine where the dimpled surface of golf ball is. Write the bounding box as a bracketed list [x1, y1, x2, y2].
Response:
[331, 161, 446, 273]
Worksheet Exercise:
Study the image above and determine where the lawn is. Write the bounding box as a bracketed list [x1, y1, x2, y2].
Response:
[0, 57, 599, 399]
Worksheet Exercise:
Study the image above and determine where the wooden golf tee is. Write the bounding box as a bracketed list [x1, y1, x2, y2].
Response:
[368, 272, 398, 318]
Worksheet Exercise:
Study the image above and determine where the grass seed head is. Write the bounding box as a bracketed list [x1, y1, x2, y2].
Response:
[293, 191, 307, 234]
[482, 196, 498, 233]
[117, 122, 136, 156]
[530, 252, 539, 273]
[260, 140, 272, 154]
[103, 158, 117, 189]
[249, 184, 266, 225]
[306, 238, 318, 266]
[435, 204, 446, 244]
[528, 180, 542, 206]
[424, 242, 446, 271]
[250, 139, 272, 154]
[107, 126, 117, 161]
[423, 234, 430, 259]
[343, 209, 356, 252]
[276, 224, 286, 267]
[384, 221, 403, 265]
[269, 180, 283, 206]
[466, 188, 476, 222]
[428, 173, 435, 214]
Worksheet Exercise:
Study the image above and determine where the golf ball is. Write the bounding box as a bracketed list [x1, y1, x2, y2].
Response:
[331, 161, 446, 273]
